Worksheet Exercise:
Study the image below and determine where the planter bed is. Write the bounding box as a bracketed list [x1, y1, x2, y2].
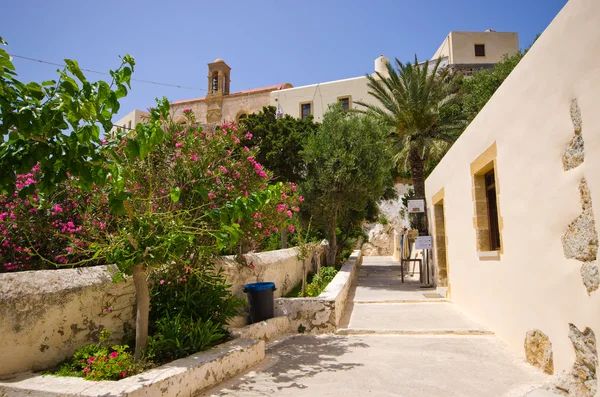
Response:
[274, 250, 362, 333]
[0, 338, 264, 397]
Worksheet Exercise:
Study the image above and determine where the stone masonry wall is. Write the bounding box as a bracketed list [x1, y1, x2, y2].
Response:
[0, 248, 318, 377]
[216, 246, 325, 300]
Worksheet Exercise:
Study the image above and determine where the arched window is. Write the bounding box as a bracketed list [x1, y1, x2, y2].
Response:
[237, 113, 248, 122]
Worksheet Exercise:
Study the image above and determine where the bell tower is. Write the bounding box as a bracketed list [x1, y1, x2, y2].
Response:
[205, 59, 231, 124]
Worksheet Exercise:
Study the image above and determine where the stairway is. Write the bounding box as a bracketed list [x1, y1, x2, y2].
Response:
[337, 256, 492, 335]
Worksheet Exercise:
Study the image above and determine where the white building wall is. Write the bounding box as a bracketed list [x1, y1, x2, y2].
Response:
[425, 0, 599, 377]
[447, 31, 519, 65]
[270, 76, 374, 122]
[111, 109, 149, 134]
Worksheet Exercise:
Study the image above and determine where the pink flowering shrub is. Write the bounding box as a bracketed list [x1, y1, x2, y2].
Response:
[106, 111, 300, 266]
[0, 166, 112, 272]
[55, 330, 140, 381]
[1, 108, 299, 273]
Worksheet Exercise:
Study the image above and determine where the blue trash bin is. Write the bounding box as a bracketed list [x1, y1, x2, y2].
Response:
[243, 282, 276, 323]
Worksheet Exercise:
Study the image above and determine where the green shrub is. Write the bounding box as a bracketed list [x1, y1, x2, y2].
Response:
[147, 263, 243, 363]
[378, 215, 389, 225]
[305, 266, 338, 297]
[146, 315, 225, 362]
[149, 263, 243, 329]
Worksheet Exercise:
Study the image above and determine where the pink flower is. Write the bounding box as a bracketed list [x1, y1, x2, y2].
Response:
[175, 142, 182, 148]
[183, 108, 192, 114]
[87, 357, 95, 364]
[53, 204, 63, 213]
[287, 225, 295, 233]
[299, 196, 304, 202]
[160, 279, 165, 285]
[121, 371, 127, 377]
[190, 154, 199, 161]
[109, 351, 119, 359]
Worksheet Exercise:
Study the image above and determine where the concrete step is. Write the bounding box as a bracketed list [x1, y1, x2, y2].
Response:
[354, 299, 447, 304]
[336, 328, 494, 335]
[344, 302, 491, 334]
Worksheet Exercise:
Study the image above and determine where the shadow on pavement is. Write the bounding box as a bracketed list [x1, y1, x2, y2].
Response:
[208, 335, 368, 395]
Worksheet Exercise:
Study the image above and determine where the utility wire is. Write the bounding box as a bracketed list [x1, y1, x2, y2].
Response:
[8, 53, 207, 91]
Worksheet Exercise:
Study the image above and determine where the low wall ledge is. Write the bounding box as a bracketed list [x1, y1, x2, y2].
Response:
[0, 338, 265, 397]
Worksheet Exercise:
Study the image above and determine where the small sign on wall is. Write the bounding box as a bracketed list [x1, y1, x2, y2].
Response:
[407, 199, 425, 213]
[415, 236, 433, 250]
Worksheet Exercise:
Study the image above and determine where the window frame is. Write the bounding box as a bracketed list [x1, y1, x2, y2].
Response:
[474, 44, 486, 57]
[299, 101, 313, 120]
[337, 95, 352, 111]
[470, 142, 503, 258]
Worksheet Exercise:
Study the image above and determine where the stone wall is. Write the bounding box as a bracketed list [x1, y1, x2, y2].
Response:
[0, 247, 323, 377]
[0, 265, 136, 377]
[275, 250, 362, 333]
[216, 246, 326, 300]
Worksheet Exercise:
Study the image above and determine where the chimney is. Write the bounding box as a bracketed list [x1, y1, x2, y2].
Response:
[374, 55, 390, 78]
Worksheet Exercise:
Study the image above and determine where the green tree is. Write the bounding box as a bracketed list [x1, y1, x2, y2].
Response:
[460, 35, 539, 121]
[0, 36, 135, 200]
[241, 106, 319, 184]
[460, 52, 523, 121]
[0, 39, 298, 360]
[357, 57, 467, 233]
[301, 103, 392, 264]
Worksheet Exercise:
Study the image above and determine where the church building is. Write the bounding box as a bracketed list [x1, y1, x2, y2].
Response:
[169, 58, 292, 126]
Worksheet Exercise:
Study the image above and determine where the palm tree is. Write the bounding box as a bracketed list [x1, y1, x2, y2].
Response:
[356, 56, 467, 233]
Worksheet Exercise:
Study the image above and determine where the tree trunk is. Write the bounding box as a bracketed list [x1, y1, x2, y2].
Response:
[301, 257, 307, 297]
[327, 213, 337, 266]
[281, 229, 288, 249]
[315, 250, 321, 277]
[409, 148, 429, 235]
[132, 264, 150, 361]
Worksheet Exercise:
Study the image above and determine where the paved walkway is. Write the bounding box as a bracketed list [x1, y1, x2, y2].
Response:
[203, 256, 557, 397]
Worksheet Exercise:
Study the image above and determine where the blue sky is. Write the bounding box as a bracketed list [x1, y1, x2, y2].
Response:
[3, 0, 567, 122]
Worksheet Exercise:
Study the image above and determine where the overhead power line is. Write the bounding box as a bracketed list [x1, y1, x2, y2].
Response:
[8, 53, 207, 91]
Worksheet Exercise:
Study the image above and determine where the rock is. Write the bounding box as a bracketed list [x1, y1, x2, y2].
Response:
[363, 224, 395, 256]
[525, 329, 554, 375]
[558, 324, 597, 397]
[581, 261, 599, 295]
[361, 242, 380, 256]
[562, 179, 598, 263]
[570, 98, 582, 134]
[563, 99, 584, 171]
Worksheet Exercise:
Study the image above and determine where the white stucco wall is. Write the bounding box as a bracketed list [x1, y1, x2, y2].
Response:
[270, 76, 374, 122]
[111, 109, 149, 134]
[0, 265, 136, 376]
[447, 31, 519, 65]
[425, 0, 598, 376]
[216, 246, 325, 300]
